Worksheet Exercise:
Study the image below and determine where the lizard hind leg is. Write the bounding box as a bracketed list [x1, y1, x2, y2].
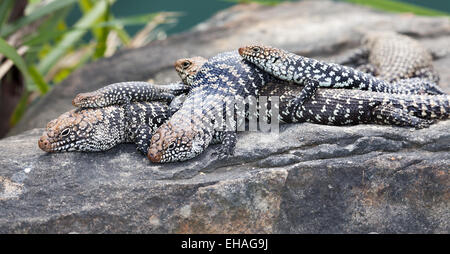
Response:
[372, 105, 434, 129]
[394, 78, 445, 95]
[211, 131, 237, 160]
[413, 67, 440, 85]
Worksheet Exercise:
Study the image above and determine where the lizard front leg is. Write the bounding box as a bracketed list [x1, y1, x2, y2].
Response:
[134, 125, 154, 155]
[333, 47, 369, 67]
[288, 79, 320, 119]
[72, 81, 189, 108]
[211, 131, 237, 160]
[168, 95, 186, 115]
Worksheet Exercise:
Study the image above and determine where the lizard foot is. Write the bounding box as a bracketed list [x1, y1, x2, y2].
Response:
[211, 145, 235, 160]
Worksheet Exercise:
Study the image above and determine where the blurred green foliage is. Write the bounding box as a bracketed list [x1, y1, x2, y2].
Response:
[344, 0, 449, 16]
[0, 0, 178, 126]
[223, 0, 292, 6]
[229, 0, 449, 15]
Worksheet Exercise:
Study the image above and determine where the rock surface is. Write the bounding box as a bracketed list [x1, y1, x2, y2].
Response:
[1, 0, 449, 233]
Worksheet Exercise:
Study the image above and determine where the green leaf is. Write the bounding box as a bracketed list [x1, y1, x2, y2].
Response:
[0, 0, 14, 34]
[36, 0, 109, 75]
[28, 65, 50, 94]
[221, 0, 286, 6]
[52, 44, 95, 83]
[9, 90, 31, 127]
[343, 0, 449, 16]
[22, 6, 73, 47]
[112, 26, 131, 45]
[23, 11, 167, 49]
[93, 12, 182, 28]
[0, 37, 30, 79]
[87, 1, 111, 59]
[1, 0, 78, 37]
[0, 37, 50, 94]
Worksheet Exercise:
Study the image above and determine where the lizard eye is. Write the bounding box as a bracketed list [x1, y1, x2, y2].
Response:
[60, 128, 70, 137]
[168, 143, 176, 150]
[252, 47, 261, 53]
[182, 61, 191, 69]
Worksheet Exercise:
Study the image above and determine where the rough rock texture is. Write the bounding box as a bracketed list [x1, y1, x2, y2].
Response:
[1, 0, 449, 233]
[1, 122, 449, 233]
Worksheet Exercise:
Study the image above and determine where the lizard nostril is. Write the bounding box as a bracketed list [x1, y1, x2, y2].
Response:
[38, 135, 53, 152]
[38, 138, 47, 150]
[147, 149, 162, 163]
[238, 47, 245, 56]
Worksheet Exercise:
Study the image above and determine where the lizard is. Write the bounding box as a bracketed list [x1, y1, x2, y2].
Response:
[145, 51, 294, 163]
[178, 56, 449, 126]
[238, 44, 446, 118]
[38, 101, 172, 154]
[40, 53, 267, 156]
[39, 81, 189, 153]
[335, 31, 440, 83]
[39, 56, 450, 157]
[145, 52, 450, 163]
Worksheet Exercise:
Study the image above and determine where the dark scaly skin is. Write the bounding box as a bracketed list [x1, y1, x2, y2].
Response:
[41, 63, 205, 154]
[147, 53, 450, 163]
[180, 57, 450, 127]
[39, 56, 450, 158]
[147, 51, 288, 163]
[238, 45, 446, 118]
[72, 81, 189, 108]
[337, 31, 440, 83]
[238, 45, 443, 95]
[38, 101, 174, 154]
[263, 83, 449, 127]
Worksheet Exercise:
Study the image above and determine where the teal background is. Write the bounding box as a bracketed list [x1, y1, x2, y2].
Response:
[67, 0, 450, 37]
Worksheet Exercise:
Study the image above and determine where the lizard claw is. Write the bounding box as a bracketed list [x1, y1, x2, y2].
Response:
[414, 119, 435, 129]
[288, 97, 303, 120]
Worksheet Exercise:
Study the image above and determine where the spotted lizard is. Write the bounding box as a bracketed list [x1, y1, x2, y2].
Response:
[145, 52, 449, 163]
[336, 31, 440, 83]
[39, 55, 450, 159]
[39, 81, 188, 153]
[238, 45, 446, 119]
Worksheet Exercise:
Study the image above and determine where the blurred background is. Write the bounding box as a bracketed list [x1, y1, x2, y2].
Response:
[0, 0, 449, 138]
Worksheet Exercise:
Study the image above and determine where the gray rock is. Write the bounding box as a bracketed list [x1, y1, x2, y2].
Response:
[1, 121, 449, 233]
[0, 0, 449, 233]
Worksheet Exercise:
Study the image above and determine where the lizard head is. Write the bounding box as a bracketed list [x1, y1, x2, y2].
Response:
[174, 56, 207, 86]
[238, 45, 289, 74]
[72, 91, 105, 108]
[147, 121, 207, 163]
[38, 107, 119, 152]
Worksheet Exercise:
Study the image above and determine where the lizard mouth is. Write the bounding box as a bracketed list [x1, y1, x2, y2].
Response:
[38, 133, 75, 152]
